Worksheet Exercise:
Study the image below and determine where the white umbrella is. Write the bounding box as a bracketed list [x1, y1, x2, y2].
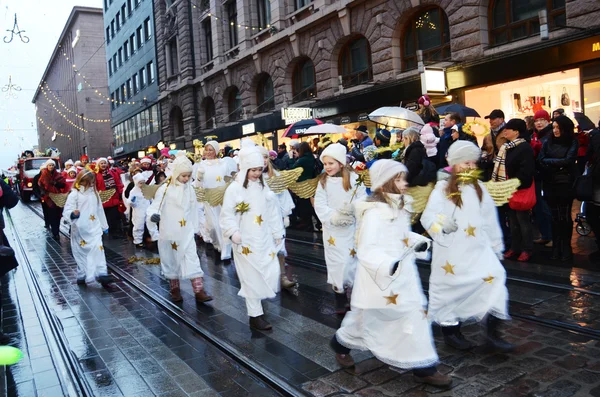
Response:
[304, 124, 347, 135]
[368, 107, 424, 129]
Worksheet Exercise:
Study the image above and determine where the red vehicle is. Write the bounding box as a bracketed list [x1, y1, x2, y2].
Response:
[16, 157, 61, 202]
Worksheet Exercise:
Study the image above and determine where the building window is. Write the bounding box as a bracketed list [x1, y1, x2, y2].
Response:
[140, 67, 146, 88]
[111, 92, 115, 109]
[124, 40, 129, 60]
[490, 0, 565, 45]
[292, 58, 316, 101]
[136, 26, 143, 48]
[339, 36, 373, 88]
[126, 79, 132, 98]
[168, 38, 179, 76]
[108, 59, 113, 76]
[130, 34, 136, 53]
[256, 74, 274, 113]
[112, 54, 118, 71]
[135, 0, 141, 8]
[118, 48, 123, 67]
[115, 89, 120, 107]
[228, 87, 242, 121]
[133, 72, 139, 93]
[202, 19, 213, 63]
[110, 20, 115, 37]
[144, 18, 151, 41]
[147, 61, 155, 84]
[116, 12, 121, 31]
[104, 0, 109, 11]
[170, 106, 184, 137]
[127, 0, 132, 15]
[402, 7, 450, 71]
[257, 0, 271, 29]
[106, 26, 111, 43]
[295, 0, 312, 10]
[204, 97, 216, 129]
[226, 1, 238, 49]
[121, 4, 126, 24]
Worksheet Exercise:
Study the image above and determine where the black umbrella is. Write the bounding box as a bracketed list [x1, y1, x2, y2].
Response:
[436, 103, 481, 118]
[283, 119, 323, 137]
[574, 112, 595, 130]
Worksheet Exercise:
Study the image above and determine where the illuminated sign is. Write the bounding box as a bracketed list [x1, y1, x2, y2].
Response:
[242, 123, 255, 135]
[593, 42, 600, 52]
[281, 107, 312, 125]
[421, 67, 446, 95]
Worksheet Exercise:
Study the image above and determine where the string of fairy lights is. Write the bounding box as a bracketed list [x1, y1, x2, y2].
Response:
[40, 83, 110, 123]
[37, 116, 72, 141]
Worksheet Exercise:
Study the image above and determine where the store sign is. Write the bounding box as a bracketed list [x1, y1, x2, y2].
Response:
[593, 42, 600, 52]
[405, 102, 419, 111]
[421, 68, 446, 95]
[281, 107, 312, 125]
[340, 116, 351, 124]
[114, 146, 124, 155]
[242, 123, 255, 135]
[358, 113, 369, 121]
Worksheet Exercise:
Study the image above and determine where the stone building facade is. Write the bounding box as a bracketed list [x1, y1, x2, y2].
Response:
[33, 7, 112, 162]
[153, 0, 600, 150]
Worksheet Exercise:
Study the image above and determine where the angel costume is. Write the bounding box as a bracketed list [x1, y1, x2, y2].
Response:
[197, 143, 232, 260]
[63, 185, 110, 284]
[220, 146, 284, 329]
[125, 173, 159, 245]
[192, 162, 211, 244]
[147, 152, 212, 303]
[314, 144, 367, 312]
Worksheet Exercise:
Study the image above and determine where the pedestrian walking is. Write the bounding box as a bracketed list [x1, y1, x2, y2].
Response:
[38, 159, 67, 239]
[330, 159, 451, 388]
[421, 141, 514, 353]
[147, 152, 213, 304]
[220, 146, 285, 330]
[63, 170, 113, 287]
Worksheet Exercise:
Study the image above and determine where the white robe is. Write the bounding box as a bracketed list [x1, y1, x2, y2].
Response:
[220, 180, 284, 300]
[198, 159, 232, 260]
[192, 163, 211, 243]
[337, 197, 439, 369]
[421, 180, 509, 325]
[263, 171, 295, 255]
[63, 187, 109, 283]
[125, 186, 158, 244]
[314, 173, 366, 291]
[146, 179, 204, 280]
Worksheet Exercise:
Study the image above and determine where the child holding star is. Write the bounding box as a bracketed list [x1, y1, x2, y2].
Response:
[220, 145, 285, 331]
[421, 141, 513, 353]
[330, 160, 450, 387]
[314, 143, 366, 314]
[148, 152, 213, 304]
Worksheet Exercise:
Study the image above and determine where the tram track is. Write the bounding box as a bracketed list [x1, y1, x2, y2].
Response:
[24, 203, 303, 397]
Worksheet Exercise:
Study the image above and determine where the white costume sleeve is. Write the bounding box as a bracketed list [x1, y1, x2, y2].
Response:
[480, 182, 505, 254]
[146, 184, 166, 218]
[314, 183, 334, 224]
[278, 190, 295, 216]
[220, 183, 241, 240]
[97, 193, 109, 230]
[421, 182, 456, 248]
[266, 190, 285, 239]
[189, 186, 200, 235]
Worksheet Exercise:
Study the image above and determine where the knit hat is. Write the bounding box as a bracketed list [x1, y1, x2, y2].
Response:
[97, 157, 108, 165]
[74, 161, 82, 167]
[355, 125, 368, 134]
[140, 157, 152, 164]
[236, 146, 264, 184]
[369, 159, 408, 191]
[205, 140, 219, 153]
[447, 141, 481, 167]
[375, 128, 391, 144]
[107, 156, 114, 164]
[67, 169, 76, 176]
[80, 155, 89, 162]
[64, 159, 74, 166]
[132, 173, 146, 184]
[171, 151, 193, 181]
[268, 150, 277, 159]
[241, 138, 256, 149]
[43, 159, 55, 169]
[504, 118, 528, 137]
[534, 109, 550, 122]
[320, 143, 347, 166]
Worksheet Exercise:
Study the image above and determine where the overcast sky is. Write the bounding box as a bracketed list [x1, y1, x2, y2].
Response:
[0, 0, 102, 171]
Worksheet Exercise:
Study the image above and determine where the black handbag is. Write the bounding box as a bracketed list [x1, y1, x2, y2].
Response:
[574, 173, 594, 201]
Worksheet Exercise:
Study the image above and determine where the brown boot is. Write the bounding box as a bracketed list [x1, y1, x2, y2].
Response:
[414, 371, 452, 388]
[191, 278, 213, 303]
[249, 315, 272, 330]
[278, 253, 296, 289]
[335, 353, 355, 368]
[169, 280, 183, 303]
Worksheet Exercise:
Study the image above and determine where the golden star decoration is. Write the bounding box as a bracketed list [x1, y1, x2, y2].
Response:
[483, 275, 495, 284]
[384, 291, 399, 305]
[254, 215, 264, 226]
[402, 237, 410, 247]
[179, 218, 187, 227]
[241, 246, 252, 255]
[235, 201, 250, 214]
[465, 224, 476, 237]
[327, 236, 336, 246]
[171, 242, 178, 250]
[99, 245, 104, 251]
[89, 215, 96, 221]
[442, 261, 455, 275]
[79, 240, 86, 247]
[349, 248, 357, 257]
[269, 252, 276, 260]
[216, 175, 222, 182]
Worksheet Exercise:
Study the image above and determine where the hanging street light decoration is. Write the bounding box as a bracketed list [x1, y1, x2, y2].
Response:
[4, 13, 29, 43]
[2, 75, 21, 99]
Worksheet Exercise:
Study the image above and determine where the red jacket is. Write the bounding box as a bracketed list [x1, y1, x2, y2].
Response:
[96, 168, 123, 208]
[530, 132, 543, 158]
[38, 169, 66, 208]
[577, 132, 590, 157]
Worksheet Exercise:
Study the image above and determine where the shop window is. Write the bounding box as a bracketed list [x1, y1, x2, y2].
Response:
[292, 58, 316, 102]
[338, 36, 373, 88]
[257, 0, 271, 29]
[204, 97, 216, 129]
[402, 7, 450, 71]
[227, 1, 238, 49]
[490, 0, 565, 46]
[256, 74, 275, 113]
[228, 88, 243, 122]
[170, 106, 184, 137]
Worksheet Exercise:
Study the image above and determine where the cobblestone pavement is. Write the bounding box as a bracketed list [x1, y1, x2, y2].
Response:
[5, 201, 600, 396]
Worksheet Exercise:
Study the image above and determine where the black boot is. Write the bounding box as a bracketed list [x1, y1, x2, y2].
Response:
[442, 325, 473, 350]
[249, 315, 272, 330]
[334, 292, 348, 315]
[550, 222, 561, 260]
[97, 275, 114, 288]
[486, 315, 515, 352]
[561, 221, 574, 262]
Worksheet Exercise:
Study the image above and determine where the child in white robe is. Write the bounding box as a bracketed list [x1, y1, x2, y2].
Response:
[220, 146, 284, 331]
[421, 140, 513, 352]
[314, 143, 366, 314]
[126, 173, 159, 247]
[330, 160, 450, 387]
[63, 170, 113, 287]
[147, 152, 213, 304]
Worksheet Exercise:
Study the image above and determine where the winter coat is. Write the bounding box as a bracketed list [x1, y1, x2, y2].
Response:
[504, 140, 535, 190]
[538, 138, 579, 199]
[38, 169, 66, 208]
[291, 152, 316, 182]
[577, 132, 590, 157]
[0, 180, 18, 231]
[403, 141, 436, 187]
[96, 168, 124, 208]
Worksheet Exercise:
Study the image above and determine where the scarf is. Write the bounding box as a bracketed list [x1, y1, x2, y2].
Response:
[491, 138, 526, 182]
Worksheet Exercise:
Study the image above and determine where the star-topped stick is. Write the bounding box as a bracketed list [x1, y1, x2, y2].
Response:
[350, 173, 365, 203]
[235, 201, 250, 214]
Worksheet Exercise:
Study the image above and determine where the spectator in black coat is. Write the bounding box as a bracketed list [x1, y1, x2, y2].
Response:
[401, 127, 436, 187]
[538, 115, 579, 261]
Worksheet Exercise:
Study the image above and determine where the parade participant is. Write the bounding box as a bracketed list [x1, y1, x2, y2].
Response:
[126, 173, 159, 247]
[155, 172, 167, 185]
[196, 141, 232, 260]
[96, 157, 124, 238]
[80, 155, 90, 168]
[63, 159, 74, 178]
[330, 159, 450, 387]
[148, 152, 213, 303]
[63, 170, 113, 287]
[140, 156, 156, 184]
[314, 143, 367, 314]
[259, 146, 296, 289]
[65, 169, 77, 191]
[38, 159, 67, 239]
[220, 145, 285, 330]
[33, 164, 49, 229]
[421, 141, 513, 352]
[74, 160, 82, 168]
